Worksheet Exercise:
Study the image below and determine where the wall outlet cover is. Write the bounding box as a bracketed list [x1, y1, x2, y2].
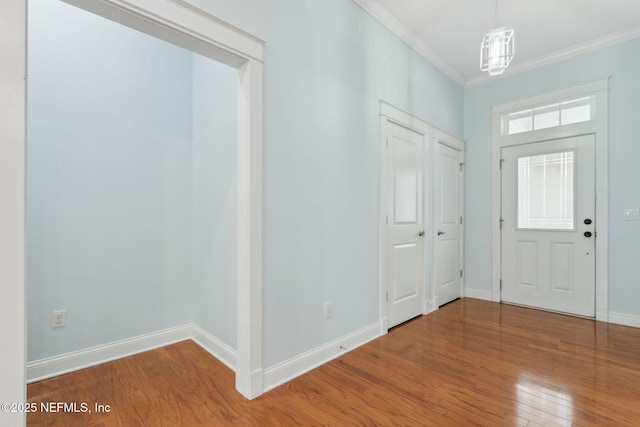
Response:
[52, 310, 66, 328]
[323, 302, 333, 319]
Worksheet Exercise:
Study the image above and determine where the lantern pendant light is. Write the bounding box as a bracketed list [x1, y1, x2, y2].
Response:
[480, 0, 514, 76]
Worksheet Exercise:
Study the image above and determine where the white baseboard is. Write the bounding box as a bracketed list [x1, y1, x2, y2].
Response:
[263, 322, 381, 393]
[423, 298, 437, 315]
[27, 325, 192, 383]
[380, 315, 389, 333]
[464, 287, 493, 301]
[609, 311, 640, 328]
[27, 321, 382, 396]
[27, 323, 239, 383]
[191, 325, 237, 371]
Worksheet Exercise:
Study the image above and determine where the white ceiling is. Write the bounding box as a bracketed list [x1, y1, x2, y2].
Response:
[354, 0, 640, 87]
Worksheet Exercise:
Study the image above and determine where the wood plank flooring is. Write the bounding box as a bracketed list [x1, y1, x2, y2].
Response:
[28, 299, 640, 426]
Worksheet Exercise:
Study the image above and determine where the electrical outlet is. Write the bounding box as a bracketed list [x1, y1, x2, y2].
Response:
[52, 310, 66, 328]
[324, 302, 333, 319]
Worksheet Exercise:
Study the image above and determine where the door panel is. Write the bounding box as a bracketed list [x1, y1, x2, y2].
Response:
[501, 135, 595, 317]
[434, 142, 462, 306]
[393, 139, 419, 223]
[440, 239, 457, 283]
[386, 122, 424, 328]
[440, 154, 459, 223]
[551, 242, 574, 292]
[517, 240, 537, 287]
[392, 243, 419, 300]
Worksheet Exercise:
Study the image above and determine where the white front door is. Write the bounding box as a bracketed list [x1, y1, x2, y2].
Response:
[385, 121, 425, 328]
[434, 141, 463, 306]
[501, 135, 596, 317]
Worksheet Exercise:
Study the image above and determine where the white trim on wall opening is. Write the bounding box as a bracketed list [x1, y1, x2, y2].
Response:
[0, 1, 27, 424]
[4, 0, 265, 404]
[491, 78, 609, 322]
[69, 0, 265, 400]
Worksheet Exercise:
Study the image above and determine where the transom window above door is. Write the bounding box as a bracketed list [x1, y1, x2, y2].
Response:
[501, 96, 594, 136]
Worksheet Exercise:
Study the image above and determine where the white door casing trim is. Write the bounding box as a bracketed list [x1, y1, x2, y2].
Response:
[379, 101, 430, 135]
[432, 129, 465, 307]
[4, 0, 265, 404]
[491, 78, 609, 321]
[379, 101, 431, 333]
[0, 1, 27, 425]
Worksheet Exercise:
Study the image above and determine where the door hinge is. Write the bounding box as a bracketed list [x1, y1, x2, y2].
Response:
[460, 269, 463, 278]
[460, 216, 463, 225]
[459, 162, 464, 171]
[386, 291, 388, 302]
[499, 217, 504, 230]
[386, 138, 389, 149]
[386, 215, 389, 225]
[499, 279, 502, 290]
[499, 158, 504, 169]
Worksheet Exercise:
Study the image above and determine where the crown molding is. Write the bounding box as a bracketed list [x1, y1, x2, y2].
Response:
[466, 26, 640, 88]
[353, 0, 640, 89]
[352, 0, 466, 87]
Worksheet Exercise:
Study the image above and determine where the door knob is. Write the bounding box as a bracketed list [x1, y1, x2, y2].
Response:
[584, 219, 592, 225]
[584, 231, 592, 238]
[437, 230, 446, 236]
[418, 231, 425, 237]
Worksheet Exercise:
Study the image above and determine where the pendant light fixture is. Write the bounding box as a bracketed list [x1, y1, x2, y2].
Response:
[480, 0, 514, 76]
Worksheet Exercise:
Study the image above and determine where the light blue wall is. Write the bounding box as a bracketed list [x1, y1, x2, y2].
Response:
[28, 0, 464, 367]
[192, 55, 238, 348]
[27, 0, 195, 360]
[26, 0, 640, 374]
[464, 38, 640, 316]
[187, 0, 464, 367]
[28, 0, 238, 360]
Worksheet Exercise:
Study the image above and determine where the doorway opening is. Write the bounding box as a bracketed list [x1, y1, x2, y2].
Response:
[18, 0, 264, 401]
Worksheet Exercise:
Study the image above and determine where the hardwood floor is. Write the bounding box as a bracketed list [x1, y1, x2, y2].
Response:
[28, 299, 640, 426]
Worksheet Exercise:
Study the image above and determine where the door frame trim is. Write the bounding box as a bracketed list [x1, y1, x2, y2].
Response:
[490, 78, 609, 321]
[432, 130, 466, 307]
[0, 0, 27, 419]
[378, 101, 431, 333]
